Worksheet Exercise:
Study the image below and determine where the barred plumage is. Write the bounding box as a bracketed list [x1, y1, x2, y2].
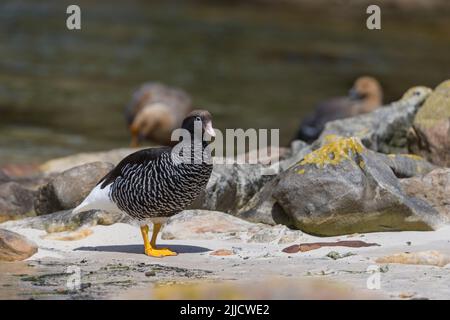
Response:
[109, 151, 212, 220]
[73, 110, 215, 257]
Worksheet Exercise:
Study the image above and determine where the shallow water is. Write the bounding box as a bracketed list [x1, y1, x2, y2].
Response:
[0, 0, 449, 164]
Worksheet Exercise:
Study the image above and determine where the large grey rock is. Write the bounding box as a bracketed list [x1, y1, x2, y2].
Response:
[34, 162, 114, 215]
[400, 168, 450, 224]
[0, 182, 36, 222]
[162, 210, 302, 244]
[240, 136, 443, 236]
[276, 140, 312, 172]
[318, 86, 432, 154]
[189, 163, 276, 214]
[0, 209, 129, 233]
[408, 80, 450, 167]
[189, 143, 311, 214]
[0, 228, 37, 261]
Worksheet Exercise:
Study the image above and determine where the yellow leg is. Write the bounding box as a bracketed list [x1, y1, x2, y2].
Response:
[140, 224, 177, 258]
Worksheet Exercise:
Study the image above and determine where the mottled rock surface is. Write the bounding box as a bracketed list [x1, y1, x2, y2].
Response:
[376, 153, 437, 178]
[400, 168, 450, 223]
[408, 80, 450, 167]
[240, 136, 443, 236]
[0, 228, 37, 261]
[318, 86, 432, 154]
[34, 162, 114, 215]
[162, 210, 303, 244]
[0, 209, 128, 233]
[189, 164, 276, 214]
[0, 182, 36, 222]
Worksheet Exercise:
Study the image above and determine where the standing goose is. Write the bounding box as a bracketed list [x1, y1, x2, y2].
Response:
[125, 82, 193, 147]
[295, 76, 383, 143]
[73, 110, 215, 257]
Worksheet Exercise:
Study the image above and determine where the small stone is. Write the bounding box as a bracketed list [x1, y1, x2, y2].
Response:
[210, 249, 234, 256]
[326, 251, 355, 260]
[145, 271, 156, 277]
[376, 250, 450, 267]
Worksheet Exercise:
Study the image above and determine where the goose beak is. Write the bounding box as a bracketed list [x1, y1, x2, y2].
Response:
[130, 125, 140, 147]
[205, 121, 216, 137]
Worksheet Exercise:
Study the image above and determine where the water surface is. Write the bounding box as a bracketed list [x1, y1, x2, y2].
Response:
[0, 0, 449, 164]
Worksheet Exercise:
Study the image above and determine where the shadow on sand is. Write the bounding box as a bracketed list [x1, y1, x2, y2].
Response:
[74, 244, 211, 255]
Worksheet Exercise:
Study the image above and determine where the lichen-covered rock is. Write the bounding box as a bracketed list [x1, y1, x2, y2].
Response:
[0, 208, 129, 233]
[161, 210, 302, 244]
[408, 80, 450, 167]
[239, 136, 443, 236]
[34, 162, 114, 215]
[188, 163, 276, 214]
[400, 168, 450, 223]
[318, 86, 432, 154]
[0, 182, 36, 222]
[0, 228, 38, 261]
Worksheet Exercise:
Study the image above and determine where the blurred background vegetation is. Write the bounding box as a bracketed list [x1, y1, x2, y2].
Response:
[0, 0, 449, 164]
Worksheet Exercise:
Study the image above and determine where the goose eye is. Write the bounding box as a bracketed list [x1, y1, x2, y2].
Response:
[195, 116, 201, 121]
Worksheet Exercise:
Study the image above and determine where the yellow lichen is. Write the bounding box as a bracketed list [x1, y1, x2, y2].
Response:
[297, 169, 305, 174]
[359, 160, 365, 169]
[298, 136, 364, 170]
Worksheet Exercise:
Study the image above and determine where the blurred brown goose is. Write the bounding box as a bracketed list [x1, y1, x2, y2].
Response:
[125, 82, 193, 147]
[295, 76, 383, 143]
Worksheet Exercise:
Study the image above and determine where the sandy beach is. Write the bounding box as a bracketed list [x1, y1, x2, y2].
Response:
[1, 221, 449, 299]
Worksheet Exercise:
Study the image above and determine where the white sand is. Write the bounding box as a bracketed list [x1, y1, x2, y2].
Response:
[3, 222, 450, 299]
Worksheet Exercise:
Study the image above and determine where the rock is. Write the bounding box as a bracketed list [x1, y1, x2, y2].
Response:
[0, 209, 128, 233]
[240, 136, 444, 236]
[326, 251, 355, 260]
[161, 210, 302, 244]
[41, 228, 93, 241]
[0, 170, 10, 183]
[210, 249, 234, 256]
[282, 240, 380, 254]
[0, 182, 36, 222]
[400, 168, 450, 223]
[0, 228, 38, 261]
[241, 146, 291, 165]
[1, 163, 41, 178]
[0, 167, 54, 191]
[188, 164, 276, 214]
[318, 86, 432, 154]
[376, 250, 450, 267]
[39, 148, 142, 174]
[276, 140, 312, 172]
[34, 162, 114, 215]
[376, 153, 437, 178]
[408, 80, 450, 167]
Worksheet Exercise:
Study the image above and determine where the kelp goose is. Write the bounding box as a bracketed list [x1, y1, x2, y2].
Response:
[125, 82, 193, 147]
[295, 76, 383, 143]
[74, 110, 215, 257]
